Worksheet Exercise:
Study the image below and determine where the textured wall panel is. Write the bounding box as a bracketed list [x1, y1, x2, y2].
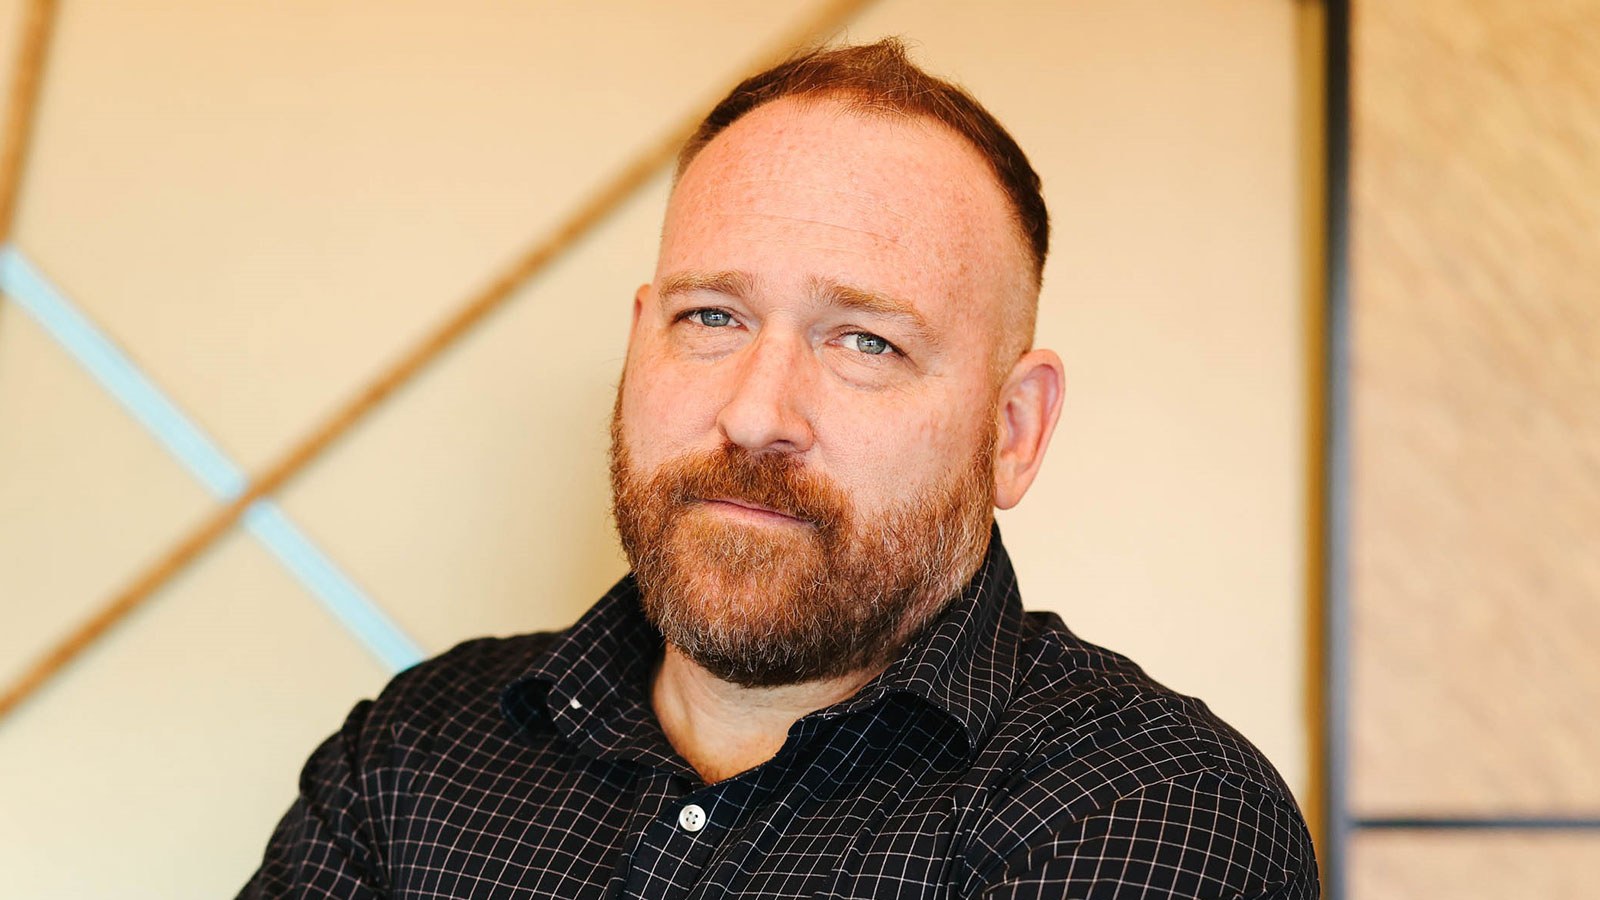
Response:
[1351, 831, 1600, 900]
[0, 303, 212, 687]
[0, 528, 388, 900]
[1351, 0, 1600, 814]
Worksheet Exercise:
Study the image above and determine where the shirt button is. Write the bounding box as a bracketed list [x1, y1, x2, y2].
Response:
[677, 803, 707, 833]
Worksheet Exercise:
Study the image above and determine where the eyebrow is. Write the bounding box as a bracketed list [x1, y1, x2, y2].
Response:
[809, 276, 939, 348]
[658, 270, 755, 303]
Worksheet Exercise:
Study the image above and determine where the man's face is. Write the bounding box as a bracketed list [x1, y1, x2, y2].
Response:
[611, 97, 1035, 687]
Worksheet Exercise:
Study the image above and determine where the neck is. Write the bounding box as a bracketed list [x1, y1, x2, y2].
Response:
[651, 646, 883, 783]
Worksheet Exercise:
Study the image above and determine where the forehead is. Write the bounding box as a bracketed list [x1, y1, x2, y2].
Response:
[660, 98, 1030, 317]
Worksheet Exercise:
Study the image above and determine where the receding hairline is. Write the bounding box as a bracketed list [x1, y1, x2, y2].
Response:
[676, 88, 971, 173]
[678, 91, 1040, 288]
[674, 38, 1048, 288]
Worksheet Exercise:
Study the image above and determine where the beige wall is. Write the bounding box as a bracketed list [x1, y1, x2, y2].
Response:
[0, 2, 1315, 896]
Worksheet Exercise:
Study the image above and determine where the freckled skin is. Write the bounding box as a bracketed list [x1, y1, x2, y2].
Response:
[620, 97, 1039, 518]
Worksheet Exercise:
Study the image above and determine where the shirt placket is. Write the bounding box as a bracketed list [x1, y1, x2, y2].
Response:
[617, 770, 752, 900]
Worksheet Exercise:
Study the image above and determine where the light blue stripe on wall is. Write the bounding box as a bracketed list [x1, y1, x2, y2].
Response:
[1, 246, 248, 498]
[242, 503, 425, 671]
[1, 244, 424, 672]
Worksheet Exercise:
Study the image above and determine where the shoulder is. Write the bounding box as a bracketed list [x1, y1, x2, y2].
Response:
[344, 632, 559, 759]
[957, 613, 1317, 896]
[269, 632, 560, 877]
[999, 613, 1290, 788]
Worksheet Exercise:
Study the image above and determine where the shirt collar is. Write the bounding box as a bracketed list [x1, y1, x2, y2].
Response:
[500, 524, 1024, 763]
[836, 522, 1023, 756]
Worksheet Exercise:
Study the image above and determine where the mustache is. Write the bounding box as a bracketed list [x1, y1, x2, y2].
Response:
[653, 445, 850, 532]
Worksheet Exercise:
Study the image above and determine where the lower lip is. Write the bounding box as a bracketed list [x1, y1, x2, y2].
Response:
[701, 499, 806, 526]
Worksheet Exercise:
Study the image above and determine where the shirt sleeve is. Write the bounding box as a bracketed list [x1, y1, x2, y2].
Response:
[972, 771, 1320, 900]
[236, 699, 391, 900]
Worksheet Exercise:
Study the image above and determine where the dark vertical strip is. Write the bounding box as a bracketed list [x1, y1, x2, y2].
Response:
[1321, 0, 1353, 897]
[1355, 816, 1600, 831]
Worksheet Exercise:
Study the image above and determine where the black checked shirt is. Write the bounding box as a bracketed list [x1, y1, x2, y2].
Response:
[241, 528, 1318, 898]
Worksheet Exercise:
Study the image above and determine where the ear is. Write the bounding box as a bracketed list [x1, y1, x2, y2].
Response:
[992, 349, 1065, 510]
[631, 283, 650, 329]
[624, 282, 651, 359]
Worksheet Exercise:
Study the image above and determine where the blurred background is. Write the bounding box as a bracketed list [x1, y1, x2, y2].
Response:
[0, 1, 1593, 897]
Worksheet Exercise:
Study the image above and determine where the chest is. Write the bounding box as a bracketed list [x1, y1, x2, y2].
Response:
[384, 713, 977, 899]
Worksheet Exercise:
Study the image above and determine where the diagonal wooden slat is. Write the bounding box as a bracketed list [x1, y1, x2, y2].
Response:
[0, 0, 881, 725]
[0, 0, 55, 243]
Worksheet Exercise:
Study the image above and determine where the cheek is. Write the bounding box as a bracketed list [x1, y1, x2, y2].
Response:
[817, 398, 982, 501]
[620, 347, 722, 466]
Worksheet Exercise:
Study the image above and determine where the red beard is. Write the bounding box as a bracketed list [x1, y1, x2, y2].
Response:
[609, 411, 994, 687]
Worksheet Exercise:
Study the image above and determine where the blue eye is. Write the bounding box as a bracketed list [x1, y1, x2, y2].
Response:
[845, 332, 894, 356]
[691, 309, 733, 328]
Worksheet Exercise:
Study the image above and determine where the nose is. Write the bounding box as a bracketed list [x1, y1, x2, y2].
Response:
[715, 330, 815, 454]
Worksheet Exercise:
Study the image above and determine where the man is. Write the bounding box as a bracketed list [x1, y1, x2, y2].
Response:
[242, 40, 1318, 898]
